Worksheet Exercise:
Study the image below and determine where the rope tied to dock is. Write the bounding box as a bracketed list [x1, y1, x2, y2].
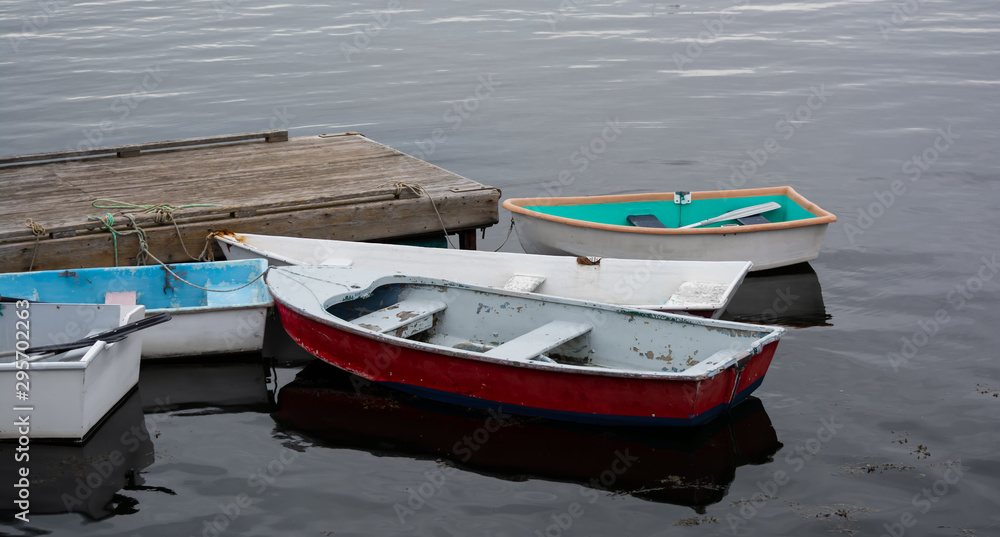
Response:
[378, 181, 458, 249]
[91, 199, 220, 215]
[88, 212, 149, 267]
[89, 199, 217, 265]
[121, 214, 151, 266]
[89, 211, 265, 292]
[25, 218, 46, 271]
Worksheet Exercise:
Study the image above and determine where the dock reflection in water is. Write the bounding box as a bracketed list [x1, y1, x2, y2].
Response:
[0, 391, 155, 520]
[721, 262, 832, 327]
[273, 362, 782, 511]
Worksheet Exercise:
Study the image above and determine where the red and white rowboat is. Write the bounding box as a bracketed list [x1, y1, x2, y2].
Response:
[267, 266, 785, 426]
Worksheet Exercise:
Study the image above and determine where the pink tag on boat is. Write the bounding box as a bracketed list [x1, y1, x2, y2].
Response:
[104, 291, 137, 306]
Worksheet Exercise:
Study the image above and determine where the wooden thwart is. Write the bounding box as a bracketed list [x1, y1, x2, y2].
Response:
[501, 274, 546, 293]
[664, 281, 730, 307]
[626, 214, 667, 229]
[484, 321, 592, 362]
[350, 299, 447, 338]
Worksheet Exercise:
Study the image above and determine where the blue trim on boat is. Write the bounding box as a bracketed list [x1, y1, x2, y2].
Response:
[0, 259, 272, 313]
[378, 376, 767, 427]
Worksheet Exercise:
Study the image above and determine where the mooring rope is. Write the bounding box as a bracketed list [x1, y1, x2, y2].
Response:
[91, 199, 217, 262]
[91, 199, 220, 214]
[88, 212, 264, 291]
[89, 213, 127, 267]
[121, 213, 151, 266]
[377, 181, 458, 249]
[143, 252, 269, 293]
[493, 218, 515, 252]
[25, 218, 46, 271]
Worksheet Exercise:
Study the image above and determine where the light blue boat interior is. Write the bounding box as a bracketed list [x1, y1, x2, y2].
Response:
[0, 259, 272, 313]
[526, 194, 816, 228]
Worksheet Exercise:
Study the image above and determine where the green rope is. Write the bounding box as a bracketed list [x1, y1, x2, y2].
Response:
[88, 212, 154, 267]
[90, 199, 217, 263]
[92, 199, 219, 228]
[89, 213, 121, 267]
[92, 199, 220, 213]
[89, 211, 264, 292]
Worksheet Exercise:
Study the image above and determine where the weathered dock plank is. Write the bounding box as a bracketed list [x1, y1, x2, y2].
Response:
[0, 132, 500, 273]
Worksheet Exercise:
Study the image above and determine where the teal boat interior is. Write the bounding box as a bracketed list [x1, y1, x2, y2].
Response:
[525, 194, 817, 229]
[0, 259, 271, 312]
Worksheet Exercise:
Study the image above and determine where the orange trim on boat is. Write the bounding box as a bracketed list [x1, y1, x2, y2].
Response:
[501, 186, 837, 235]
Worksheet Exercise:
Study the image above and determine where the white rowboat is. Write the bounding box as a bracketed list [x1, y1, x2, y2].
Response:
[503, 187, 837, 271]
[215, 232, 752, 318]
[0, 260, 272, 359]
[1, 303, 145, 441]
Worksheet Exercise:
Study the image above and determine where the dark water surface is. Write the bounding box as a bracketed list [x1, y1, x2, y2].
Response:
[2, 0, 999, 535]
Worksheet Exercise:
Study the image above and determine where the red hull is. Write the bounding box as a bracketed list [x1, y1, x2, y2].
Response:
[276, 303, 778, 426]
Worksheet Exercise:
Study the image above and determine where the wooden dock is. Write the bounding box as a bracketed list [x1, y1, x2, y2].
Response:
[0, 131, 500, 273]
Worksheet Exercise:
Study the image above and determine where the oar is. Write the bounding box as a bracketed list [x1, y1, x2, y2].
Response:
[0, 312, 171, 359]
[679, 202, 781, 229]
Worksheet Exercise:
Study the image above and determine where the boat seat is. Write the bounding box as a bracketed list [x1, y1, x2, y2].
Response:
[350, 299, 447, 338]
[736, 215, 770, 225]
[484, 321, 592, 362]
[662, 281, 729, 307]
[501, 274, 546, 293]
[626, 214, 667, 228]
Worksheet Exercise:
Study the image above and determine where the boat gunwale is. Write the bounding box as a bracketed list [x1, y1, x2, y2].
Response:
[501, 186, 837, 235]
[267, 268, 785, 382]
[0, 303, 144, 370]
[0, 259, 274, 310]
[215, 232, 306, 267]
[145, 302, 273, 315]
[0, 341, 104, 370]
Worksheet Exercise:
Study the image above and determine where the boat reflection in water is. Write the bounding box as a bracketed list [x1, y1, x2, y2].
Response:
[0, 391, 155, 520]
[138, 359, 275, 414]
[274, 363, 783, 511]
[721, 262, 832, 327]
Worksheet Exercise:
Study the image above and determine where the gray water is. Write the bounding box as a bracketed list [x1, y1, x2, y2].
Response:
[2, 0, 1000, 535]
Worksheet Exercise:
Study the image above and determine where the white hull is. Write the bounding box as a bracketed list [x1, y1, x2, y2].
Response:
[512, 213, 829, 271]
[140, 306, 268, 359]
[0, 303, 145, 441]
[0, 259, 273, 360]
[216, 232, 753, 317]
